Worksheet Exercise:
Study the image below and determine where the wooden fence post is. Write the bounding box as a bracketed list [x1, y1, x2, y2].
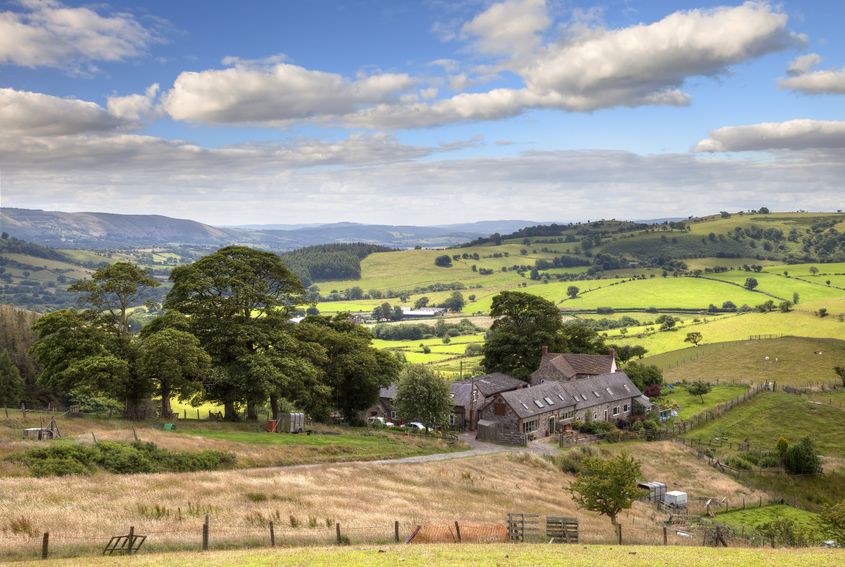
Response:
[127, 526, 134, 556]
[454, 521, 461, 543]
[336, 522, 341, 544]
[616, 524, 622, 545]
[41, 532, 49, 560]
[269, 521, 275, 547]
[202, 514, 209, 551]
[394, 521, 400, 543]
[662, 525, 668, 545]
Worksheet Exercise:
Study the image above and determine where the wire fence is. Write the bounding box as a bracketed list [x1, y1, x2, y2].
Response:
[0, 512, 797, 562]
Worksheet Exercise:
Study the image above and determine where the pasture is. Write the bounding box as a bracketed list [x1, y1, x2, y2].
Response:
[646, 337, 845, 387]
[683, 391, 845, 461]
[657, 383, 750, 421]
[714, 504, 823, 542]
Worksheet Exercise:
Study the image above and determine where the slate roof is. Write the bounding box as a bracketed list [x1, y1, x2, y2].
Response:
[473, 372, 525, 397]
[496, 372, 642, 419]
[497, 382, 576, 419]
[562, 372, 641, 411]
[450, 381, 474, 408]
[560, 353, 615, 376]
[379, 384, 398, 399]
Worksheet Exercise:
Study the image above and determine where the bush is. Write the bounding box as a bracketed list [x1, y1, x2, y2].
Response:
[782, 437, 822, 475]
[20, 441, 236, 477]
[725, 456, 752, 470]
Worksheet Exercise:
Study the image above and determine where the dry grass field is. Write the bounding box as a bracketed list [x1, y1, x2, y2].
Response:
[0, 441, 763, 560]
[30, 543, 845, 567]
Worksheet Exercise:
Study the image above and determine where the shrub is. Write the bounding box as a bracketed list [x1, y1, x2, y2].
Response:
[782, 437, 822, 475]
[20, 441, 236, 477]
[725, 456, 752, 470]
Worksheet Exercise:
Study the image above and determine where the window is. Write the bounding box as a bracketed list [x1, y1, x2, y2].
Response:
[449, 413, 456, 425]
[523, 419, 539, 433]
[612, 406, 620, 417]
[472, 389, 478, 402]
[544, 396, 555, 405]
[494, 402, 506, 416]
[390, 411, 397, 419]
[623, 404, 630, 413]
[592, 411, 598, 420]
[533, 399, 544, 408]
[557, 393, 566, 401]
[593, 391, 601, 398]
[605, 387, 613, 395]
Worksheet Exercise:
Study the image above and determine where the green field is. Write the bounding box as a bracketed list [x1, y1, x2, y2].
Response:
[612, 298, 845, 356]
[683, 391, 845, 460]
[658, 383, 749, 420]
[704, 271, 843, 304]
[646, 337, 845, 386]
[714, 504, 823, 542]
[35, 543, 845, 566]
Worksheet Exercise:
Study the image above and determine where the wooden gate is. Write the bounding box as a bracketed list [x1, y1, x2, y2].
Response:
[507, 513, 539, 542]
[546, 516, 578, 543]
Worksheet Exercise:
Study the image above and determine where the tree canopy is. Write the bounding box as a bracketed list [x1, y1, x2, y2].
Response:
[394, 364, 451, 428]
[569, 453, 644, 527]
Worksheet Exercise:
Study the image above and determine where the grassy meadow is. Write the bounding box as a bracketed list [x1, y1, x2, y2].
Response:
[646, 337, 845, 386]
[33, 544, 845, 566]
[683, 391, 845, 461]
[714, 504, 823, 541]
[658, 383, 750, 421]
[0, 441, 765, 561]
[0, 411, 461, 474]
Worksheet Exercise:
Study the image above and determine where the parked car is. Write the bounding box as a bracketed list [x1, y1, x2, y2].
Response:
[367, 416, 394, 427]
[402, 421, 430, 432]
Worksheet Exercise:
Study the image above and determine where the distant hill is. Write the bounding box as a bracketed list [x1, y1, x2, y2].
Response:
[0, 208, 540, 250]
[1, 208, 243, 248]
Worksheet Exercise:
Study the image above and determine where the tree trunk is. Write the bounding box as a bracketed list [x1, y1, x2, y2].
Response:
[124, 398, 144, 421]
[224, 400, 238, 421]
[246, 400, 258, 421]
[160, 384, 173, 419]
[270, 395, 280, 421]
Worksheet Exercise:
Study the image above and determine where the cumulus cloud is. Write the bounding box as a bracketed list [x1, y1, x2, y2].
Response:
[0, 0, 159, 71]
[694, 119, 845, 152]
[786, 53, 822, 76]
[107, 84, 161, 123]
[781, 69, 845, 94]
[154, 2, 796, 130]
[460, 0, 550, 60]
[162, 58, 415, 125]
[0, 88, 125, 136]
[522, 2, 794, 111]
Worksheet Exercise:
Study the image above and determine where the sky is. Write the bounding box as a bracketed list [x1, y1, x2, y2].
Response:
[0, 0, 843, 226]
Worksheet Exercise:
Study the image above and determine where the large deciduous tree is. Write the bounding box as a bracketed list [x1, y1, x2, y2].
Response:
[138, 327, 211, 418]
[165, 246, 306, 420]
[482, 291, 563, 380]
[294, 314, 400, 424]
[0, 350, 24, 408]
[395, 364, 451, 428]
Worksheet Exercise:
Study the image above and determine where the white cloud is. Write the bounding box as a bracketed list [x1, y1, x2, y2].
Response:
[522, 2, 794, 111]
[694, 119, 845, 152]
[780, 61, 845, 95]
[0, 87, 124, 136]
[0, 0, 158, 71]
[162, 58, 415, 125]
[107, 84, 161, 123]
[786, 53, 822, 76]
[460, 0, 550, 59]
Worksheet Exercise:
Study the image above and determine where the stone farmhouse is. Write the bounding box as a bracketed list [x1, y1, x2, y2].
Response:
[368, 384, 399, 422]
[449, 373, 525, 429]
[478, 372, 650, 440]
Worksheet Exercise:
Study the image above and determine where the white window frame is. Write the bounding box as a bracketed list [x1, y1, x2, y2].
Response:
[449, 413, 456, 426]
[623, 403, 630, 413]
[612, 406, 620, 417]
[390, 410, 397, 419]
[523, 418, 539, 433]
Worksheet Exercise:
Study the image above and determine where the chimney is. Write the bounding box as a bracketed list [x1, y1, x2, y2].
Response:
[541, 345, 549, 356]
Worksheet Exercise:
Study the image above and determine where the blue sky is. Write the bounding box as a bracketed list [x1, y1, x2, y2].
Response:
[1, 0, 843, 225]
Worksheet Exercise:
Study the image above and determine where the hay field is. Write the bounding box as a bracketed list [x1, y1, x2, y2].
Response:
[0, 442, 762, 559]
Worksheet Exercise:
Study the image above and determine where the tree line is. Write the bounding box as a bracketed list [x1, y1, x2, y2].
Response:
[26, 247, 401, 423]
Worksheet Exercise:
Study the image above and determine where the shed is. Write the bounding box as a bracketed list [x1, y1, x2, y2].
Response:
[476, 419, 498, 443]
[637, 481, 666, 503]
[664, 491, 688, 508]
[279, 413, 305, 433]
